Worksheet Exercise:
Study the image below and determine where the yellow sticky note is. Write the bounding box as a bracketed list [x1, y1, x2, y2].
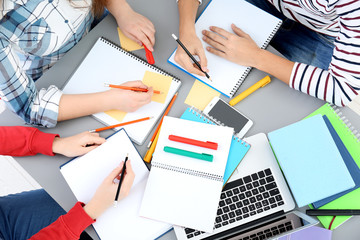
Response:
[105, 109, 127, 122]
[117, 27, 144, 51]
[185, 80, 220, 111]
[142, 71, 172, 104]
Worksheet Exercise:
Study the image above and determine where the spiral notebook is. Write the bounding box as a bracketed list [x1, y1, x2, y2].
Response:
[180, 107, 251, 185]
[167, 0, 282, 97]
[306, 103, 360, 229]
[140, 116, 234, 232]
[62, 37, 181, 145]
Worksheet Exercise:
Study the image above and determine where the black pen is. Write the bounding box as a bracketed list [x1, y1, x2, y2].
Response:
[114, 153, 129, 207]
[306, 209, 360, 216]
[171, 33, 211, 81]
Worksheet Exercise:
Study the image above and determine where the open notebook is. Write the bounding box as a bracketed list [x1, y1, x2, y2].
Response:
[140, 116, 234, 233]
[62, 37, 181, 145]
[168, 0, 282, 97]
[60, 129, 171, 240]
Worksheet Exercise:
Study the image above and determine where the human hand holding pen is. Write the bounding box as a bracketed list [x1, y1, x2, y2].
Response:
[83, 161, 135, 219]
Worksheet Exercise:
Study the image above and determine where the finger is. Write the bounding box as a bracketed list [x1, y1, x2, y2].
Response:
[121, 161, 135, 193]
[85, 134, 106, 146]
[203, 29, 227, 44]
[202, 34, 226, 53]
[141, 26, 156, 47]
[176, 52, 206, 76]
[195, 47, 208, 72]
[106, 162, 125, 183]
[206, 46, 227, 58]
[231, 24, 247, 37]
[122, 80, 148, 89]
[136, 31, 153, 52]
[209, 26, 232, 39]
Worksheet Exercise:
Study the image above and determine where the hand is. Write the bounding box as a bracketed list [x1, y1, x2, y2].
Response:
[202, 24, 261, 67]
[174, 32, 208, 76]
[107, 80, 153, 112]
[52, 132, 106, 157]
[83, 161, 135, 219]
[115, 2, 155, 51]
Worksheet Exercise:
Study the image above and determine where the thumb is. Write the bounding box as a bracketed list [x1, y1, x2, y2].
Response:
[106, 162, 125, 183]
[231, 24, 246, 37]
[196, 47, 208, 72]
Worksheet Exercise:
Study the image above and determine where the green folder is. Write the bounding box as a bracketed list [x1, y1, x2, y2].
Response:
[305, 103, 360, 230]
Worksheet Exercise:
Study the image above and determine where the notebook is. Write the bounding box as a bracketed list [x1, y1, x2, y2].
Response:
[306, 103, 360, 230]
[62, 37, 181, 145]
[60, 129, 171, 240]
[180, 107, 250, 185]
[267, 114, 355, 207]
[139, 116, 234, 232]
[167, 0, 282, 97]
[277, 226, 332, 240]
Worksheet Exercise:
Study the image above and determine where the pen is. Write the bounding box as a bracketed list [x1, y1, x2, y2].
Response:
[229, 75, 271, 106]
[104, 83, 162, 94]
[169, 135, 218, 150]
[171, 34, 211, 81]
[143, 44, 155, 65]
[114, 153, 129, 207]
[306, 209, 360, 216]
[147, 92, 178, 148]
[144, 126, 161, 163]
[164, 146, 213, 162]
[89, 116, 153, 133]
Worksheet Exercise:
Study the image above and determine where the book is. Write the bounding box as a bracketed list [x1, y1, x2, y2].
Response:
[268, 114, 355, 207]
[306, 103, 360, 230]
[139, 116, 234, 232]
[167, 0, 282, 97]
[180, 107, 251, 185]
[62, 37, 181, 145]
[60, 129, 171, 240]
[277, 226, 332, 240]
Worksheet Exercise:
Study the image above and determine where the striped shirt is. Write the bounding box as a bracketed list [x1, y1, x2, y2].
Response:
[270, 0, 360, 106]
[0, 0, 93, 127]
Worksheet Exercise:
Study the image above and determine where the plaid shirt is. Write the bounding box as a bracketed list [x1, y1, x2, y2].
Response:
[0, 0, 93, 127]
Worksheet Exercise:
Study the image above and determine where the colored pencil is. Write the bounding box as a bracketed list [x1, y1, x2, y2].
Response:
[104, 83, 162, 94]
[89, 116, 153, 133]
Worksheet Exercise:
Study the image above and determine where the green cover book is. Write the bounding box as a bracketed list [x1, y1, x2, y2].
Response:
[305, 103, 360, 229]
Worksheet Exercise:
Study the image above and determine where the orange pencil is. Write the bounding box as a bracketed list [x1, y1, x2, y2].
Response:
[147, 92, 178, 148]
[144, 126, 161, 163]
[104, 83, 162, 94]
[89, 116, 153, 133]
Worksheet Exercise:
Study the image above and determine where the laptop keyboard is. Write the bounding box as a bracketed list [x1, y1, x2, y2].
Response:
[185, 168, 284, 239]
[238, 221, 293, 240]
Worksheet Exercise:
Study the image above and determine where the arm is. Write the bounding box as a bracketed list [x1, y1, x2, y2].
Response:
[30, 161, 135, 240]
[174, 0, 209, 76]
[106, 0, 155, 51]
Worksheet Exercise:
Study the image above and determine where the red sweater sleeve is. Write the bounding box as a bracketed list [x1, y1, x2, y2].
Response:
[29, 202, 95, 240]
[0, 126, 59, 156]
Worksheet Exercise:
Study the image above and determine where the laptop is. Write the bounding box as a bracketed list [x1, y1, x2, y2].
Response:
[174, 133, 318, 240]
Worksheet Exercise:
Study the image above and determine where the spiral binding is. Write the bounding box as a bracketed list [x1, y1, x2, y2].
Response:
[152, 162, 223, 182]
[99, 37, 181, 83]
[188, 107, 249, 147]
[329, 104, 360, 143]
[229, 20, 283, 97]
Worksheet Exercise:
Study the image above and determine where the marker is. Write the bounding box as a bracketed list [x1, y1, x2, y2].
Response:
[169, 135, 218, 150]
[171, 34, 211, 81]
[306, 209, 360, 216]
[164, 146, 213, 162]
[229, 76, 271, 106]
[144, 44, 155, 65]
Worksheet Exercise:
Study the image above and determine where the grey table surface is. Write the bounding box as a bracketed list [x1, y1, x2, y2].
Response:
[1, 0, 360, 239]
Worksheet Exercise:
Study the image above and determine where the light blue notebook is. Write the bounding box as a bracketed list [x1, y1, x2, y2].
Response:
[268, 114, 355, 207]
[181, 107, 251, 185]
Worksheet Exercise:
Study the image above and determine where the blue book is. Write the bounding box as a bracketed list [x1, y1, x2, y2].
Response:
[181, 107, 251, 185]
[312, 115, 360, 208]
[268, 114, 355, 207]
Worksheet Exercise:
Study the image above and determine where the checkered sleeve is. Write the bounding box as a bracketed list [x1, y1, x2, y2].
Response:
[0, 38, 62, 128]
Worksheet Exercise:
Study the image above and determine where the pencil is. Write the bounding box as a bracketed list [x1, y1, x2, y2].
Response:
[171, 34, 211, 81]
[144, 126, 161, 163]
[114, 153, 129, 207]
[147, 92, 178, 148]
[89, 116, 153, 133]
[104, 83, 162, 94]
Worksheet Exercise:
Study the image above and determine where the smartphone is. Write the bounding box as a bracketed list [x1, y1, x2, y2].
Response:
[203, 97, 253, 138]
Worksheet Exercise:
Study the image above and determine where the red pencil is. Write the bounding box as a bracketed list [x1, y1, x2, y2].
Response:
[89, 116, 153, 133]
[105, 84, 162, 94]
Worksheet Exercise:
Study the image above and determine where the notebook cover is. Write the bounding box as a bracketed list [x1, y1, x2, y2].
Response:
[180, 107, 250, 185]
[306, 103, 360, 229]
[278, 226, 332, 240]
[268, 114, 354, 207]
[312, 116, 360, 208]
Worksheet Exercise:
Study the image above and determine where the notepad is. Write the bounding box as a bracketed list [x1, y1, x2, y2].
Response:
[168, 0, 282, 97]
[180, 107, 250, 185]
[268, 114, 355, 207]
[62, 37, 181, 145]
[140, 116, 233, 232]
[60, 129, 171, 240]
[278, 226, 332, 240]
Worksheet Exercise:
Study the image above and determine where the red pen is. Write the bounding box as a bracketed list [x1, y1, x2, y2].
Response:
[168, 135, 218, 150]
[143, 44, 155, 65]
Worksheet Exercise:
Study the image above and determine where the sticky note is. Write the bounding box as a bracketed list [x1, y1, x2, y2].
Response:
[117, 28, 143, 51]
[105, 110, 127, 122]
[142, 71, 172, 104]
[185, 80, 220, 111]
